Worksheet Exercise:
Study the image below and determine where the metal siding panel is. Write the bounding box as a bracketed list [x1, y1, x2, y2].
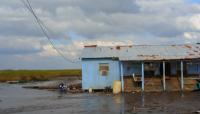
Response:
[120, 62, 124, 92]
[123, 62, 141, 76]
[82, 61, 88, 89]
[187, 62, 200, 74]
[82, 59, 120, 89]
[170, 62, 177, 75]
[82, 44, 200, 61]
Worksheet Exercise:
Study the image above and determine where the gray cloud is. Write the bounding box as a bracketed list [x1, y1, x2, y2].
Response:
[0, 20, 43, 37]
[0, 37, 43, 55]
[0, 0, 200, 69]
[1, 0, 200, 40]
[72, 0, 139, 14]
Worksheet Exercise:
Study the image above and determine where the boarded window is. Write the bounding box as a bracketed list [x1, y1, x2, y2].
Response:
[99, 63, 109, 76]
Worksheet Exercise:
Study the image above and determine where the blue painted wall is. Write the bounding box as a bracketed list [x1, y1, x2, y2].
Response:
[187, 62, 200, 74]
[171, 62, 200, 75]
[82, 60, 200, 90]
[82, 59, 120, 90]
[170, 62, 177, 75]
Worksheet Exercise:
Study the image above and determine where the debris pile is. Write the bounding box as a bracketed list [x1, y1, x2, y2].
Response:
[23, 82, 83, 93]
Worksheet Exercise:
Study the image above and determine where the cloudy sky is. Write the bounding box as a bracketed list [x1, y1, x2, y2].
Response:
[0, 0, 200, 69]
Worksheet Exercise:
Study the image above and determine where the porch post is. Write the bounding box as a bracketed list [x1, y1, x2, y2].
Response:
[120, 62, 124, 92]
[181, 60, 184, 91]
[163, 61, 166, 91]
[141, 62, 144, 91]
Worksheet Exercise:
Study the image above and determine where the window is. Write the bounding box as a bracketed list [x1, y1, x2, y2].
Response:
[99, 63, 109, 76]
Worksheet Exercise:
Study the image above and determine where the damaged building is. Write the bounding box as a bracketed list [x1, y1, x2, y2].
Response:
[81, 44, 200, 92]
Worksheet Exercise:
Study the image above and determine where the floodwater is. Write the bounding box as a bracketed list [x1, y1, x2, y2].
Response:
[0, 83, 200, 114]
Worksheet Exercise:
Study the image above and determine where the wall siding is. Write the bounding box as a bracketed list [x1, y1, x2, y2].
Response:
[123, 62, 141, 76]
[82, 59, 200, 90]
[82, 59, 120, 90]
[187, 62, 200, 74]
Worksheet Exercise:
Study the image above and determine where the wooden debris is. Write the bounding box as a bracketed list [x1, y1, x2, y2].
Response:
[6, 81, 20, 84]
[68, 83, 82, 90]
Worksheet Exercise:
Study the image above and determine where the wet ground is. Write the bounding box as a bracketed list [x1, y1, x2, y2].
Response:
[0, 83, 200, 114]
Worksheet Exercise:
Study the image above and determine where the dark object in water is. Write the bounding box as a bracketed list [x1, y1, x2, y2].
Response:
[59, 83, 67, 92]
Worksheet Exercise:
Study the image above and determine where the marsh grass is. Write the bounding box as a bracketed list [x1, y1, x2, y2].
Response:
[0, 70, 81, 82]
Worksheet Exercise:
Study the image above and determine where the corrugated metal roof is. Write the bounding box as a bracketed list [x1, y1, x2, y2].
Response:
[81, 44, 200, 61]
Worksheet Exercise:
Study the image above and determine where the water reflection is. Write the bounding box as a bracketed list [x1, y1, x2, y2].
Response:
[141, 93, 145, 107]
[57, 90, 67, 99]
[112, 94, 125, 114]
[180, 91, 185, 98]
[1, 83, 200, 114]
[120, 92, 199, 114]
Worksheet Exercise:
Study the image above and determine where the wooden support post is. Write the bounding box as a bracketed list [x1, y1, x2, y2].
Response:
[141, 62, 144, 91]
[120, 62, 124, 92]
[181, 60, 184, 91]
[163, 61, 166, 91]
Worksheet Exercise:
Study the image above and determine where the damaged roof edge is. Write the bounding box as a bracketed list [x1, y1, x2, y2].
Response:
[82, 57, 200, 61]
[84, 45, 97, 48]
[81, 44, 200, 61]
[82, 57, 119, 60]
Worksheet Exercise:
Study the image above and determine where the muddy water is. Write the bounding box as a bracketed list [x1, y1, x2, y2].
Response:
[0, 83, 200, 114]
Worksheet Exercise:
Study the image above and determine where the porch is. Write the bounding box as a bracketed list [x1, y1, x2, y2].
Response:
[120, 60, 200, 92]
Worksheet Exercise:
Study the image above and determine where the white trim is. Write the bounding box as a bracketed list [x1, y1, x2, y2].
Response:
[142, 62, 144, 91]
[163, 61, 166, 91]
[181, 61, 184, 91]
[120, 62, 124, 92]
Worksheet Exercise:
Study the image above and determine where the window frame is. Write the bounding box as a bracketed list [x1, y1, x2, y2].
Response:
[99, 63, 109, 76]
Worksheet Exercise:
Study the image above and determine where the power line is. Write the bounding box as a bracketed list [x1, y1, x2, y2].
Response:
[20, 0, 77, 63]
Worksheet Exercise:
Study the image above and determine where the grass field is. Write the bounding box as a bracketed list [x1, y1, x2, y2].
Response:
[0, 69, 81, 82]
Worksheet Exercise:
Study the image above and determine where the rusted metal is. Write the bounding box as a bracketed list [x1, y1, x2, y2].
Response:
[116, 46, 121, 50]
[82, 44, 200, 61]
[185, 44, 192, 49]
[84, 45, 97, 48]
